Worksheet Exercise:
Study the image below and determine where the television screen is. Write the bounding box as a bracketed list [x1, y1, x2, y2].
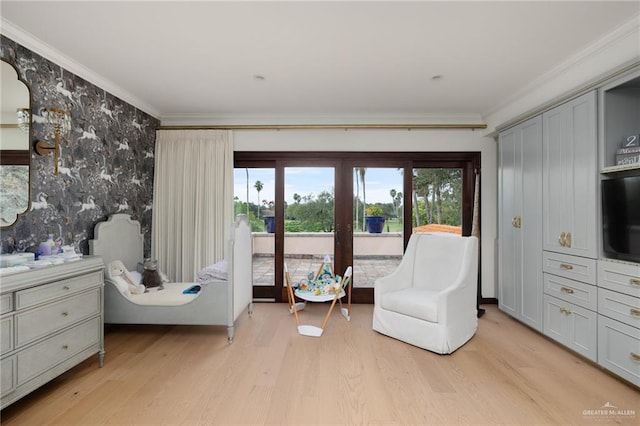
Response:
[602, 175, 640, 263]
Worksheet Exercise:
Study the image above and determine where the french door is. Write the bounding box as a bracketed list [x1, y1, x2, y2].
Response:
[235, 152, 480, 303]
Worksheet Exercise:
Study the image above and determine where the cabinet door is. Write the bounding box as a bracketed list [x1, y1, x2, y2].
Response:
[498, 117, 543, 330]
[543, 91, 597, 258]
[520, 117, 543, 330]
[543, 294, 597, 361]
[498, 126, 520, 317]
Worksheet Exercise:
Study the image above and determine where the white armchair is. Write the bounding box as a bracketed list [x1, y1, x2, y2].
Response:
[373, 233, 479, 354]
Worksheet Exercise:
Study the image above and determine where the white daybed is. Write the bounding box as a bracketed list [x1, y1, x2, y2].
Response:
[89, 213, 253, 342]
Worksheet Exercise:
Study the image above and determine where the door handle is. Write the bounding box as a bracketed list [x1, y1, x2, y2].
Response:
[335, 224, 341, 247]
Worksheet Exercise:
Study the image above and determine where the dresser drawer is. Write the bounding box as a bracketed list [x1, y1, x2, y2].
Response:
[15, 271, 102, 309]
[16, 317, 101, 386]
[15, 289, 101, 347]
[598, 315, 640, 387]
[598, 259, 640, 298]
[1, 294, 13, 315]
[1, 315, 14, 355]
[598, 288, 640, 329]
[1, 356, 16, 395]
[543, 251, 596, 285]
[543, 273, 596, 310]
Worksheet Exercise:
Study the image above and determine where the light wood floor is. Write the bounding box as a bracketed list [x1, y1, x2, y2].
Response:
[2, 304, 638, 425]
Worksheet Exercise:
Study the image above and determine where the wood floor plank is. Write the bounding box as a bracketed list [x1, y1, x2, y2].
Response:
[2, 304, 638, 425]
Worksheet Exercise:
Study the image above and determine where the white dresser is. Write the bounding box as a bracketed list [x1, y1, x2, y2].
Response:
[0, 257, 104, 409]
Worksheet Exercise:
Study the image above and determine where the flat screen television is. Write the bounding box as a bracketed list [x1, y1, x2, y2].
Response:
[601, 175, 640, 263]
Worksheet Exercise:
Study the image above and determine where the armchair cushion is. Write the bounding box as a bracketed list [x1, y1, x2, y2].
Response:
[380, 288, 438, 323]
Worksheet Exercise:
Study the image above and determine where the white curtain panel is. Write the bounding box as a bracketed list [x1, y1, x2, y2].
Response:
[152, 130, 233, 281]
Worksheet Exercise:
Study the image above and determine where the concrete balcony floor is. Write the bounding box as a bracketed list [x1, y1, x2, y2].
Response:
[252, 254, 402, 289]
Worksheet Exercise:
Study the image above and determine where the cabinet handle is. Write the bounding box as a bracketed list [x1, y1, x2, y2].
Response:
[512, 216, 521, 228]
[630, 278, 640, 286]
[61, 312, 69, 317]
[559, 232, 566, 247]
[560, 307, 572, 315]
[62, 344, 69, 350]
[565, 232, 572, 248]
[560, 287, 574, 294]
[559, 263, 574, 270]
[62, 286, 70, 290]
[631, 352, 640, 363]
[630, 308, 640, 317]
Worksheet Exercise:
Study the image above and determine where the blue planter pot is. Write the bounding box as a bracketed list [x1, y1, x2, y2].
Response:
[264, 216, 275, 233]
[365, 216, 385, 233]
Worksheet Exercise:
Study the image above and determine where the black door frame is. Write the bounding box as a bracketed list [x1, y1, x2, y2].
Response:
[235, 151, 481, 304]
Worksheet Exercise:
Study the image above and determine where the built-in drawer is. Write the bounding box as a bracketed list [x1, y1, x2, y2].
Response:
[1, 356, 16, 395]
[1, 315, 14, 355]
[598, 288, 640, 329]
[15, 271, 102, 310]
[16, 317, 100, 386]
[15, 289, 101, 348]
[543, 273, 596, 311]
[598, 259, 640, 298]
[543, 294, 597, 362]
[0, 294, 13, 315]
[598, 315, 640, 387]
[543, 251, 597, 285]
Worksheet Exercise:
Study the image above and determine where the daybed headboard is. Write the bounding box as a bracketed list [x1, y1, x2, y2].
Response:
[89, 214, 144, 271]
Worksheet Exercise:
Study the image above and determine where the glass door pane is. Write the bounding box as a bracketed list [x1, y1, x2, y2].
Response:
[411, 168, 463, 234]
[234, 167, 275, 290]
[284, 167, 335, 288]
[352, 167, 403, 288]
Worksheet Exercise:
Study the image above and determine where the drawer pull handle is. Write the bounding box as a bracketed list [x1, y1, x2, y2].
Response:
[62, 286, 70, 290]
[559, 264, 573, 270]
[560, 287, 574, 294]
[631, 278, 640, 286]
[631, 352, 640, 362]
[560, 307, 572, 315]
[631, 308, 640, 317]
[62, 312, 69, 317]
[62, 344, 69, 350]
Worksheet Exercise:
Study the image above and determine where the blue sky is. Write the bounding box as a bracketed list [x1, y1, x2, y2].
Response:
[234, 167, 404, 205]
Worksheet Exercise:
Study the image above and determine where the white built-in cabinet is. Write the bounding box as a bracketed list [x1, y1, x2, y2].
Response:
[542, 91, 598, 362]
[498, 78, 640, 386]
[498, 116, 543, 331]
[542, 91, 598, 259]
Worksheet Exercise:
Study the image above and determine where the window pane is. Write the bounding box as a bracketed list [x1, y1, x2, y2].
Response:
[412, 168, 462, 234]
[352, 167, 403, 288]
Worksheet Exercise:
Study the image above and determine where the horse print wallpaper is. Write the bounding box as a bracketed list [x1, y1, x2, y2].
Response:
[1, 35, 160, 257]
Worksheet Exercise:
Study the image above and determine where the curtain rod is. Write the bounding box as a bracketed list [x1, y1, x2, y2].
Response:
[158, 123, 487, 131]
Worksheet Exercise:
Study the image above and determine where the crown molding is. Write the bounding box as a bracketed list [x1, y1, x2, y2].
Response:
[1, 17, 160, 119]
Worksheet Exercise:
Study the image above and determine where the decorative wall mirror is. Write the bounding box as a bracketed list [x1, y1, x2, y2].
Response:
[1, 59, 31, 228]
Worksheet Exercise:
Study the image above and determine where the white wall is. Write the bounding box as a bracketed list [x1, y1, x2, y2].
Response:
[234, 128, 498, 299]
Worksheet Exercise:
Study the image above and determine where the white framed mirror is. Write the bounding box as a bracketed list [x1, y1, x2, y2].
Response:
[1, 59, 31, 228]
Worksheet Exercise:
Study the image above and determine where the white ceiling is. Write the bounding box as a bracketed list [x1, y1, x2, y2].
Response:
[1, 1, 639, 125]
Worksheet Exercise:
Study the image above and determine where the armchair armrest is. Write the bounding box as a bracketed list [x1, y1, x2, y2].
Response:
[436, 274, 477, 324]
[373, 260, 414, 305]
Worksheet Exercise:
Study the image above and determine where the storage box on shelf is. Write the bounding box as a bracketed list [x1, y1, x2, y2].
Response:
[596, 259, 640, 387]
[0, 257, 104, 409]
